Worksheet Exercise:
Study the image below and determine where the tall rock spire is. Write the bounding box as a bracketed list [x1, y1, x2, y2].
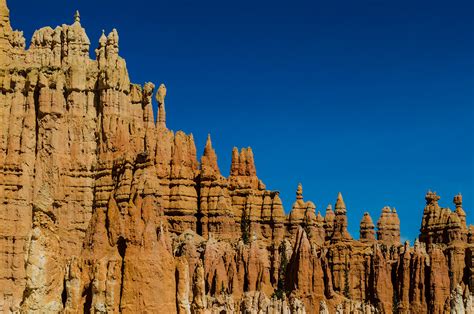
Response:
[454, 193, 467, 228]
[376, 206, 400, 245]
[228, 147, 261, 190]
[156, 84, 167, 128]
[331, 192, 351, 242]
[230, 147, 257, 177]
[360, 212, 375, 243]
[200, 134, 220, 178]
[74, 10, 81, 24]
[204, 133, 213, 155]
[245, 147, 257, 176]
[335, 192, 346, 214]
[296, 183, 303, 200]
[230, 147, 239, 176]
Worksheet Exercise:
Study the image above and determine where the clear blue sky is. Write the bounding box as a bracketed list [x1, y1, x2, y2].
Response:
[10, 0, 473, 242]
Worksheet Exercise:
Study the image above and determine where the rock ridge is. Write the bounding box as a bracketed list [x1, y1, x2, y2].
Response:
[0, 2, 473, 313]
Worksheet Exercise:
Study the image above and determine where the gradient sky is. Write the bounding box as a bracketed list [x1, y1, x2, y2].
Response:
[9, 0, 473, 241]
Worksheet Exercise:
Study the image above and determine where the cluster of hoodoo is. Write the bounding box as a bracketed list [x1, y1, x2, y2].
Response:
[1, 1, 473, 312]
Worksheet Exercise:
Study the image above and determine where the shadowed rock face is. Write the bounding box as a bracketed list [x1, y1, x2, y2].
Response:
[0, 2, 473, 313]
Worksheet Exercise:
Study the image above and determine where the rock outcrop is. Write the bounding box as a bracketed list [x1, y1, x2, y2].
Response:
[376, 206, 400, 245]
[360, 212, 376, 243]
[0, 1, 472, 313]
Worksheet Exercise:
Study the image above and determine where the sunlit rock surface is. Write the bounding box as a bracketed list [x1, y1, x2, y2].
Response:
[0, 1, 473, 312]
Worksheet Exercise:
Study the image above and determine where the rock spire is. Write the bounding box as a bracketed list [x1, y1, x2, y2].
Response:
[376, 206, 400, 244]
[156, 83, 167, 128]
[360, 212, 375, 243]
[200, 134, 220, 179]
[331, 192, 351, 242]
[74, 10, 80, 24]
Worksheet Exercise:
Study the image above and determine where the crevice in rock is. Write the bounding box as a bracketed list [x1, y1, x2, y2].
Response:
[19, 287, 33, 309]
[33, 85, 40, 157]
[368, 254, 376, 304]
[241, 207, 251, 245]
[63, 89, 71, 111]
[117, 236, 127, 310]
[82, 284, 92, 314]
[391, 261, 399, 314]
[61, 278, 67, 308]
[105, 206, 111, 233]
[211, 271, 217, 295]
[463, 248, 471, 290]
[93, 88, 102, 152]
[424, 263, 431, 311]
[195, 178, 203, 236]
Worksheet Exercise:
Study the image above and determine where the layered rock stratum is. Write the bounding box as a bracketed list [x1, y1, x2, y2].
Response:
[0, 1, 473, 313]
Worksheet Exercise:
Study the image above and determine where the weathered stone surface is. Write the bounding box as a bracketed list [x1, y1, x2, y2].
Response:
[0, 1, 473, 313]
[331, 193, 352, 242]
[376, 206, 400, 245]
[360, 212, 376, 243]
[420, 191, 468, 244]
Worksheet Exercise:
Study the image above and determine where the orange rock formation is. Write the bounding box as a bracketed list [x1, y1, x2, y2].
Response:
[0, 2, 472, 312]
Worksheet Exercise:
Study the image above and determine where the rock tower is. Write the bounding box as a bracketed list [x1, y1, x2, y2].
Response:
[0, 2, 473, 312]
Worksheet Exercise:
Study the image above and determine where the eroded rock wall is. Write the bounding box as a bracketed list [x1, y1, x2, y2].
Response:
[0, 1, 473, 313]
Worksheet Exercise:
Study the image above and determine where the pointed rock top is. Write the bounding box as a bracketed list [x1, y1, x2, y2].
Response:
[201, 135, 220, 178]
[107, 28, 119, 47]
[232, 147, 239, 157]
[74, 10, 81, 24]
[230, 147, 257, 177]
[360, 212, 375, 242]
[204, 133, 213, 152]
[245, 147, 257, 176]
[316, 211, 324, 222]
[201, 134, 220, 176]
[273, 194, 283, 206]
[247, 146, 254, 157]
[361, 212, 374, 225]
[203, 134, 217, 160]
[230, 147, 239, 176]
[335, 192, 346, 212]
[99, 29, 107, 46]
[325, 204, 335, 221]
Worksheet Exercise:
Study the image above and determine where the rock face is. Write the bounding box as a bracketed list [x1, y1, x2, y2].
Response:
[376, 206, 400, 245]
[0, 2, 473, 313]
[360, 212, 375, 243]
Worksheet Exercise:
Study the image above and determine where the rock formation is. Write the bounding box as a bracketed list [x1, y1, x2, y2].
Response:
[360, 212, 376, 243]
[376, 206, 400, 245]
[0, 1, 473, 313]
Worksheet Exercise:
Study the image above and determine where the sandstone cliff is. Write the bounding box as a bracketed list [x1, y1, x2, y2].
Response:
[0, 1, 473, 313]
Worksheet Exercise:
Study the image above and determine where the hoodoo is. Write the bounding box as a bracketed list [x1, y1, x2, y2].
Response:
[0, 2, 472, 313]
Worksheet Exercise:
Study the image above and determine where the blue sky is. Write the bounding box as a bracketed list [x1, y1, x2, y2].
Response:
[10, 0, 473, 241]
